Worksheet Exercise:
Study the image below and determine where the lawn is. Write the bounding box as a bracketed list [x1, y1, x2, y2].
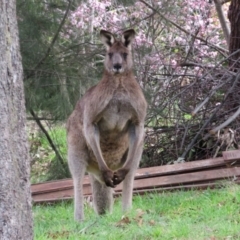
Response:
[34, 183, 240, 240]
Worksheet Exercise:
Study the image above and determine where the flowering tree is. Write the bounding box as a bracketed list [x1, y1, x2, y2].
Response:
[68, 0, 238, 165]
[70, 0, 228, 97]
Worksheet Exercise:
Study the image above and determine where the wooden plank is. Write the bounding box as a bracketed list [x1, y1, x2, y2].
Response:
[32, 183, 211, 203]
[31, 176, 89, 194]
[33, 181, 240, 204]
[31, 179, 73, 194]
[135, 157, 226, 178]
[132, 167, 240, 190]
[33, 182, 217, 203]
[32, 167, 240, 203]
[32, 183, 93, 202]
[32, 188, 74, 202]
[31, 157, 228, 194]
[223, 150, 240, 163]
[131, 182, 225, 197]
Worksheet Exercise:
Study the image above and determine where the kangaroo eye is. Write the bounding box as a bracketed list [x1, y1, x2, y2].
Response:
[122, 52, 128, 59]
[108, 52, 113, 58]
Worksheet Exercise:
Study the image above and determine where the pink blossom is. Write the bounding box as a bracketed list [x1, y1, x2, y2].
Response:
[68, 0, 227, 80]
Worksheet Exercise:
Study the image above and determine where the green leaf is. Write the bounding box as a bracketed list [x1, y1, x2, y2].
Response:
[184, 114, 192, 120]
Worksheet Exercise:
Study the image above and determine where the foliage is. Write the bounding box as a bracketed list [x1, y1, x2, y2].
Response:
[34, 184, 240, 239]
[17, 0, 88, 120]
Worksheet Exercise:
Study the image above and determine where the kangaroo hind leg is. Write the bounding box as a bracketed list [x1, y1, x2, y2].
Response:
[68, 145, 87, 221]
[122, 142, 143, 212]
[90, 174, 113, 215]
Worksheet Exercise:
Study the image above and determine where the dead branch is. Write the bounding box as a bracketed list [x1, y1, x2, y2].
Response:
[29, 108, 66, 169]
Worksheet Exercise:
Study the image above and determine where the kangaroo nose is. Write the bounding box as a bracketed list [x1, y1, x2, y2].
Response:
[113, 64, 122, 71]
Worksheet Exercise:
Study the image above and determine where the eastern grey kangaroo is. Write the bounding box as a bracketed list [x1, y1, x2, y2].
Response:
[67, 29, 147, 221]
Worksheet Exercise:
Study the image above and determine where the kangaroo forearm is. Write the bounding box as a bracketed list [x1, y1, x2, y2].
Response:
[84, 124, 109, 171]
[123, 140, 143, 170]
[124, 124, 144, 169]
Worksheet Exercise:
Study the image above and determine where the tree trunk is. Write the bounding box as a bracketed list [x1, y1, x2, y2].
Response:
[214, 0, 230, 47]
[0, 1, 33, 239]
[228, 0, 240, 69]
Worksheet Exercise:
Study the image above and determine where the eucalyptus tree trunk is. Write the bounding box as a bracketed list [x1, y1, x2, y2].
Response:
[225, 0, 240, 110]
[0, 0, 33, 239]
[228, 0, 240, 69]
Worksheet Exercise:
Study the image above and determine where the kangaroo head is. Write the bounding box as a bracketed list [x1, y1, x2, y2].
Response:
[100, 29, 135, 75]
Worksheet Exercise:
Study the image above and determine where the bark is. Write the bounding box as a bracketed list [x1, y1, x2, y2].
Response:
[228, 0, 240, 69]
[0, 0, 33, 239]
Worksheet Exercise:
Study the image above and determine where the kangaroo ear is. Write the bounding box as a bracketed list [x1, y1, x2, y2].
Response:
[121, 29, 135, 48]
[100, 30, 115, 50]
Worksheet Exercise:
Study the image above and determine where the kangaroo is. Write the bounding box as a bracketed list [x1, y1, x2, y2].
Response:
[67, 29, 147, 221]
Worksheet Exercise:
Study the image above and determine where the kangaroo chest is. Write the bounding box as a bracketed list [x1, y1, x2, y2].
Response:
[91, 89, 134, 170]
[98, 93, 134, 133]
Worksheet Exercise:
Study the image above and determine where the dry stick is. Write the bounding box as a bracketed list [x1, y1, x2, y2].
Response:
[190, 49, 240, 116]
[154, 49, 240, 114]
[206, 72, 240, 137]
[210, 107, 240, 134]
[179, 29, 200, 151]
[157, 49, 240, 115]
[78, 221, 97, 234]
[179, 62, 215, 68]
[29, 109, 66, 169]
[179, 117, 214, 161]
[191, 75, 234, 117]
[180, 72, 240, 160]
[138, 0, 228, 55]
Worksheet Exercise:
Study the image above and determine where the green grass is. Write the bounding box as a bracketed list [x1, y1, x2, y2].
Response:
[30, 125, 68, 183]
[34, 184, 240, 240]
[37, 125, 67, 160]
